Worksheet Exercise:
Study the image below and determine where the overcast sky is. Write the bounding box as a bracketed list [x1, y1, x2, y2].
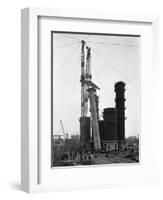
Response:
[52, 33, 140, 138]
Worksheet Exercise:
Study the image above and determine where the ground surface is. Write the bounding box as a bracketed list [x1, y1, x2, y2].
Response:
[53, 151, 138, 167]
[93, 153, 136, 164]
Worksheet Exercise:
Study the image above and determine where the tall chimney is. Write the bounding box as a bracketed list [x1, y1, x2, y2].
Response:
[115, 81, 126, 140]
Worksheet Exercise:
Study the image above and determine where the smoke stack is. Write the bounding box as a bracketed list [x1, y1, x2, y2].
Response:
[115, 81, 126, 140]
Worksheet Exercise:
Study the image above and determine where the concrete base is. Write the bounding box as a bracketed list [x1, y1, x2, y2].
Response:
[80, 117, 90, 147]
[102, 140, 127, 151]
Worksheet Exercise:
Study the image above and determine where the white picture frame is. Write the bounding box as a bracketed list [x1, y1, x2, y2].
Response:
[21, 7, 159, 193]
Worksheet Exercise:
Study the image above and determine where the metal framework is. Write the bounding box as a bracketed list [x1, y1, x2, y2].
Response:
[60, 120, 66, 140]
[80, 41, 101, 150]
[80, 40, 87, 117]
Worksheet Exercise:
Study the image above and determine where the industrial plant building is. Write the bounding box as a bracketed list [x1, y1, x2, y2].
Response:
[79, 40, 127, 152]
[100, 81, 127, 151]
[80, 81, 127, 152]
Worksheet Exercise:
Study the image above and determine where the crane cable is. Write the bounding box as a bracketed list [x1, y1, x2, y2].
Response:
[87, 40, 139, 48]
[62, 34, 90, 43]
[62, 34, 81, 42]
[53, 41, 80, 49]
[93, 64, 113, 107]
[91, 47, 138, 88]
[53, 44, 79, 77]
[62, 52, 81, 133]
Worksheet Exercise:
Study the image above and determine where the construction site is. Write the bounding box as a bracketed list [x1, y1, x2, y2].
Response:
[52, 34, 139, 167]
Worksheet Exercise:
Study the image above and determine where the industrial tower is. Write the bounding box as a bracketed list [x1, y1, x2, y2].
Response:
[115, 81, 126, 141]
[80, 40, 87, 117]
[80, 41, 101, 150]
[80, 41, 90, 147]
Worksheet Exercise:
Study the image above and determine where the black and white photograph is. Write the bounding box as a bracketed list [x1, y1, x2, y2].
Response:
[51, 31, 140, 167]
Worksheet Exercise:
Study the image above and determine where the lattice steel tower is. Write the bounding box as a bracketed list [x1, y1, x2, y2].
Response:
[80, 40, 87, 117]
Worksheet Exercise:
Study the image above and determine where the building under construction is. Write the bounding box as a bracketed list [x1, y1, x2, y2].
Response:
[79, 40, 127, 152]
[100, 81, 127, 151]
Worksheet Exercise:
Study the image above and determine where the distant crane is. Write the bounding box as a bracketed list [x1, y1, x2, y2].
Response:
[60, 120, 66, 140]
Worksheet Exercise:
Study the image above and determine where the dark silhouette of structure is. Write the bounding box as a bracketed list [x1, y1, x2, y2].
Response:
[103, 108, 117, 140]
[79, 39, 126, 151]
[95, 94, 99, 120]
[80, 117, 91, 147]
[115, 81, 126, 140]
[99, 120, 105, 141]
[98, 81, 126, 151]
[80, 81, 127, 151]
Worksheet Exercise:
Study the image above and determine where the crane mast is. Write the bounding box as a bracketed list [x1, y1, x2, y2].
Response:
[85, 47, 92, 81]
[80, 41, 101, 150]
[80, 42, 92, 118]
[84, 47, 92, 117]
[80, 40, 87, 117]
[60, 120, 66, 140]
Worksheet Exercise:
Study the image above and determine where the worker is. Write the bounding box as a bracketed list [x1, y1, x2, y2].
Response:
[106, 151, 109, 158]
[79, 151, 83, 161]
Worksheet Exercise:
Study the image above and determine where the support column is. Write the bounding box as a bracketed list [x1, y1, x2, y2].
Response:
[88, 88, 101, 150]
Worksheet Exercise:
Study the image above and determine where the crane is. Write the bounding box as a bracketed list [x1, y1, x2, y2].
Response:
[80, 40, 87, 117]
[85, 47, 101, 150]
[60, 120, 66, 140]
[80, 42, 101, 150]
[80, 43, 94, 118]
